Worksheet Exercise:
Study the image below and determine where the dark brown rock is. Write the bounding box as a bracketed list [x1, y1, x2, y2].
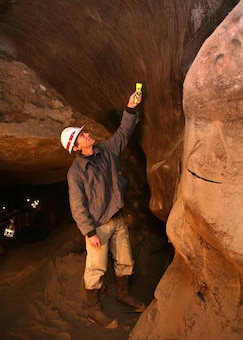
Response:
[0, 59, 109, 185]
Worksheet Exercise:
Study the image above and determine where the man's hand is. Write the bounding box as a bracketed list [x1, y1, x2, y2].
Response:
[88, 234, 101, 248]
[127, 90, 142, 108]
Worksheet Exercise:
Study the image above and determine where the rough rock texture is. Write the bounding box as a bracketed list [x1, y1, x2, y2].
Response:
[130, 2, 243, 339]
[0, 59, 110, 185]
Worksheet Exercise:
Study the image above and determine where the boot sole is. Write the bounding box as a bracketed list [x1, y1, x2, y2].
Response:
[87, 316, 118, 329]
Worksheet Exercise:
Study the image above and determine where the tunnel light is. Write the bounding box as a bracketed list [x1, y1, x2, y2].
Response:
[1, 206, 6, 213]
[26, 198, 40, 209]
[4, 218, 15, 238]
[31, 199, 40, 209]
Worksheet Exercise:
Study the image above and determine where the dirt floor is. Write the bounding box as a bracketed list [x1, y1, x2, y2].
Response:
[0, 213, 174, 340]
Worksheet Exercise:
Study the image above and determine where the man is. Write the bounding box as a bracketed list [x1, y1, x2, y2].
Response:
[60, 90, 145, 329]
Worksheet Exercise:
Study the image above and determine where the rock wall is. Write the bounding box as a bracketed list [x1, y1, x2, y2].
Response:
[0, 59, 110, 184]
[130, 2, 243, 339]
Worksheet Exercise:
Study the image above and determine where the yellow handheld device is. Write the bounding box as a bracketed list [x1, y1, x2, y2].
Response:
[134, 82, 142, 104]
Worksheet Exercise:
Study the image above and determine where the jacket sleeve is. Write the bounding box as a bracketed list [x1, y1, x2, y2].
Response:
[103, 110, 139, 156]
[67, 170, 97, 236]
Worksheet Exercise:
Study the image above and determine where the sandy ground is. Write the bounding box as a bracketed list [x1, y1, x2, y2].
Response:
[0, 215, 174, 340]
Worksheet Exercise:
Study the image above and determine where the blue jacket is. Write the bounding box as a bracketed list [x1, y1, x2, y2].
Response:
[67, 110, 139, 236]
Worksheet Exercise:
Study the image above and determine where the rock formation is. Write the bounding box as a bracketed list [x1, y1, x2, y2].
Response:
[130, 2, 243, 339]
[0, 59, 110, 184]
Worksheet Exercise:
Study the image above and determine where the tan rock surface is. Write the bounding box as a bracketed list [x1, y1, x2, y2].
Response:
[130, 2, 243, 339]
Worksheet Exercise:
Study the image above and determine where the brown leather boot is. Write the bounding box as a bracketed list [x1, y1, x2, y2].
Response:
[86, 289, 118, 329]
[116, 275, 146, 312]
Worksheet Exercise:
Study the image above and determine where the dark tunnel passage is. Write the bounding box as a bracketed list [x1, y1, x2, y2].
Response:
[0, 182, 70, 250]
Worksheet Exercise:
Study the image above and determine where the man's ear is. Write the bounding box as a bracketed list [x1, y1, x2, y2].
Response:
[73, 145, 82, 152]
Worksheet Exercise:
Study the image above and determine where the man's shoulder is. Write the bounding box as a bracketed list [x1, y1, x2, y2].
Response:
[68, 156, 83, 175]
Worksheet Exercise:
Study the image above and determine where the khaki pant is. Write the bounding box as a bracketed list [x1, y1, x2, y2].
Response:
[84, 214, 134, 290]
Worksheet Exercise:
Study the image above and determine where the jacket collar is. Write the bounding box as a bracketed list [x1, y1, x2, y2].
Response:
[75, 145, 101, 171]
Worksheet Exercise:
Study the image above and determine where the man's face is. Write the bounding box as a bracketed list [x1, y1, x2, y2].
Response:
[75, 129, 95, 152]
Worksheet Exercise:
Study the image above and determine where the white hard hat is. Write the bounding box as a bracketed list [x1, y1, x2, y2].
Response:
[60, 126, 85, 153]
